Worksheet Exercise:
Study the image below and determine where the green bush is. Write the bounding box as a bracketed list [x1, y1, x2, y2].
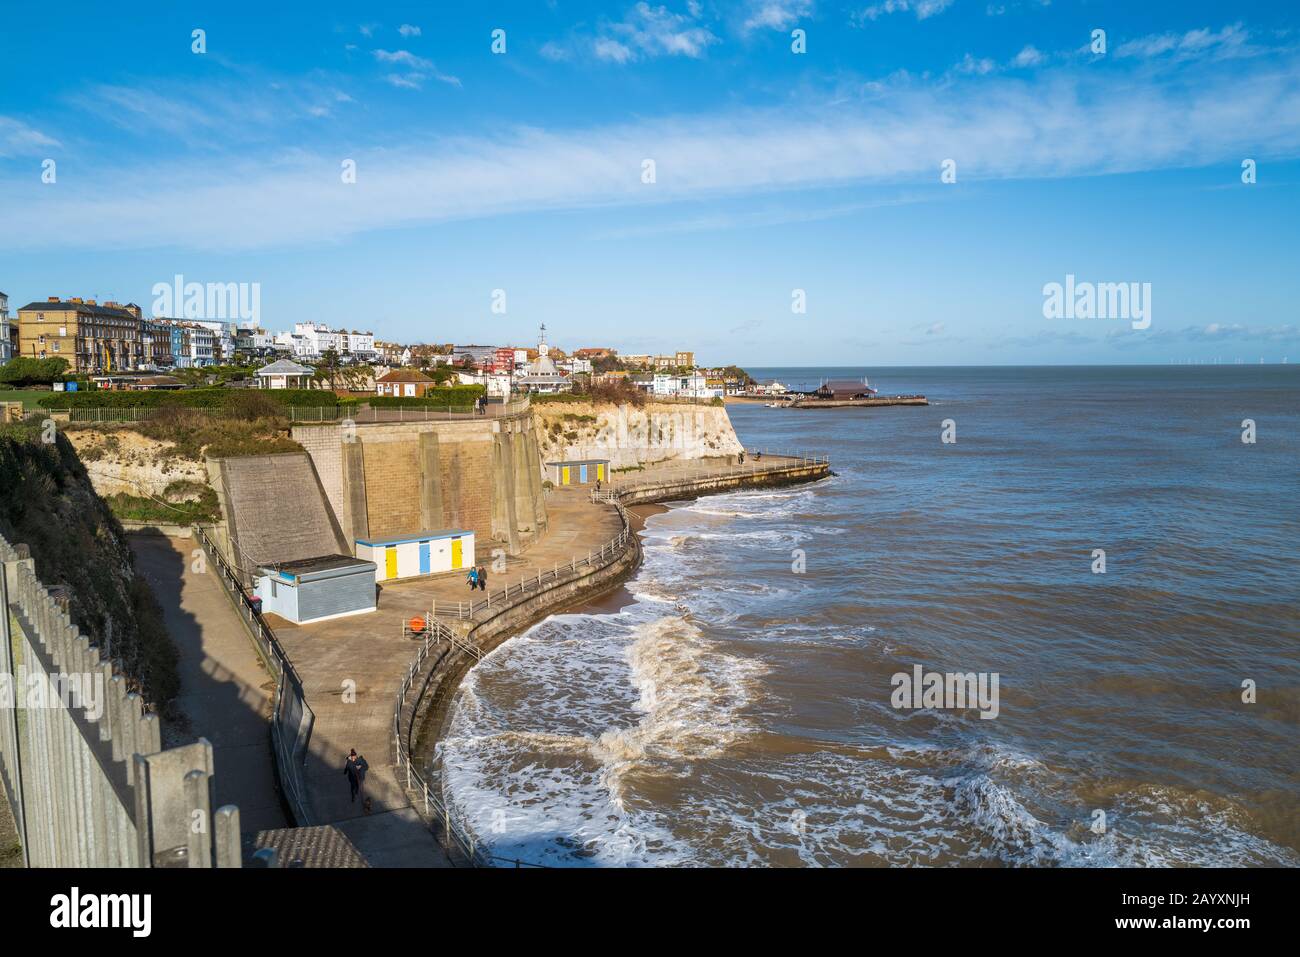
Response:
[106, 483, 221, 525]
[0, 356, 70, 387]
[38, 386, 355, 411]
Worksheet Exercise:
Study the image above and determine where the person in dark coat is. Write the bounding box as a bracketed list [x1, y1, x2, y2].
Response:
[344, 749, 364, 803]
[477, 565, 488, 591]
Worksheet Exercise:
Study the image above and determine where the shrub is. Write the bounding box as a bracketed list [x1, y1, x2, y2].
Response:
[0, 356, 70, 387]
[588, 380, 647, 407]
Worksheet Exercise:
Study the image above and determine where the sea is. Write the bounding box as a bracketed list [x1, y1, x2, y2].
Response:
[436, 366, 1299, 867]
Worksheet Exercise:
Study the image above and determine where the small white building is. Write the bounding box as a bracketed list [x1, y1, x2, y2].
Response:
[254, 555, 377, 625]
[257, 358, 315, 389]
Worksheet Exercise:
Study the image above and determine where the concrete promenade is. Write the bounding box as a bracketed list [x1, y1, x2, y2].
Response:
[129, 533, 288, 834]
[266, 453, 827, 866]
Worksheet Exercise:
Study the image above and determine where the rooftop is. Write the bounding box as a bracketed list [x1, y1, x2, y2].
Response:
[257, 359, 314, 376]
[376, 368, 433, 383]
[18, 298, 140, 319]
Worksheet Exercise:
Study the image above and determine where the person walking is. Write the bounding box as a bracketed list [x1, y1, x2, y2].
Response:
[467, 566, 478, 590]
[477, 565, 488, 591]
[343, 749, 365, 804]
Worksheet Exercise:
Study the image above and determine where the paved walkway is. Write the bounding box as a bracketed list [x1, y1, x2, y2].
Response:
[129, 533, 287, 834]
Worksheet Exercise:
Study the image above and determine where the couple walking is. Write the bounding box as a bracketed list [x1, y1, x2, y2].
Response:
[343, 748, 369, 811]
[466, 565, 489, 591]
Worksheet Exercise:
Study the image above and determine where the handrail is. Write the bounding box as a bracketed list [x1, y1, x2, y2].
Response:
[438, 499, 633, 621]
[392, 620, 546, 867]
[192, 525, 315, 825]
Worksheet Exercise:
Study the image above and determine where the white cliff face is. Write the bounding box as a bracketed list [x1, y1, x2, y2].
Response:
[65, 429, 210, 497]
[532, 400, 744, 471]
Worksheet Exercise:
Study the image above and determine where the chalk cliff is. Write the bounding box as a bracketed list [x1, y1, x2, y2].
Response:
[532, 400, 744, 472]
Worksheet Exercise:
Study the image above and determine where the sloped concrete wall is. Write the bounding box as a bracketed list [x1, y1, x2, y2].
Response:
[208, 453, 351, 575]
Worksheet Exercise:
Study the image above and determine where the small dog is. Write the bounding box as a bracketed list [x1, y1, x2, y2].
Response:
[363, 797, 373, 815]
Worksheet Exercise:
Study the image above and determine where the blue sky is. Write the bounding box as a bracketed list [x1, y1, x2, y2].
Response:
[1, 0, 1298, 365]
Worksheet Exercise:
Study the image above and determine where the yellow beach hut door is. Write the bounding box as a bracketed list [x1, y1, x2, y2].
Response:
[596, 463, 605, 482]
[384, 546, 398, 580]
[561, 466, 571, 485]
[451, 537, 463, 569]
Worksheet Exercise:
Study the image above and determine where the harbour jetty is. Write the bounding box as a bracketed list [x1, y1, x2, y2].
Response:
[788, 395, 928, 408]
[737, 377, 928, 408]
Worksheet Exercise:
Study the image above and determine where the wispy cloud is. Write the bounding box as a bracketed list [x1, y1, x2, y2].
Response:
[1012, 45, 1043, 68]
[374, 49, 431, 68]
[742, 1, 814, 33]
[398, 24, 422, 38]
[1116, 24, 1253, 61]
[373, 49, 461, 88]
[0, 116, 62, 157]
[5, 48, 1299, 251]
[853, 0, 955, 24]
[587, 2, 720, 63]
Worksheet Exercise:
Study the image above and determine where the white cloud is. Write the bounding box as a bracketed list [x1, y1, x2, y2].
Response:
[0, 116, 60, 157]
[1012, 45, 1043, 67]
[373, 50, 460, 88]
[1116, 24, 1251, 61]
[855, 0, 955, 23]
[594, 38, 636, 64]
[598, 2, 719, 62]
[955, 53, 996, 75]
[539, 41, 571, 62]
[384, 73, 424, 90]
[6, 51, 1300, 251]
[742, 1, 814, 33]
[398, 24, 422, 38]
[373, 49, 433, 69]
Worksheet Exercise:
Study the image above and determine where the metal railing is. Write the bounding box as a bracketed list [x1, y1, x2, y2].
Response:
[289, 396, 531, 424]
[434, 500, 633, 620]
[193, 525, 315, 825]
[598, 449, 829, 495]
[391, 619, 496, 867]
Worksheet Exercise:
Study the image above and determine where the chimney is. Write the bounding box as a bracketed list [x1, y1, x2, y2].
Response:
[86, 299, 97, 306]
[47, 296, 59, 303]
[69, 297, 84, 304]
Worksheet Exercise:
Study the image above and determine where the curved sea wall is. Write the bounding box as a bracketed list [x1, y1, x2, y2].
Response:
[393, 454, 831, 864]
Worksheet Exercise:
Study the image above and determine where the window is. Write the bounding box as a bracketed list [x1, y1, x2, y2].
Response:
[59, 326, 67, 337]
[270, 580, 278, 598]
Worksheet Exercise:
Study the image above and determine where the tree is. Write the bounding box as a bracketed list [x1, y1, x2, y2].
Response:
[0, 356, 70, 387]
[313, 348, 342, 391]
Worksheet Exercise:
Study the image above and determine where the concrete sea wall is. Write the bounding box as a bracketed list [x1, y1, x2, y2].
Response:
[294, 411, 547, 555]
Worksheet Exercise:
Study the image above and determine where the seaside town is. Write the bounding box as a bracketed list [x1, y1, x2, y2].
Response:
[0, 292, 763, 400]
